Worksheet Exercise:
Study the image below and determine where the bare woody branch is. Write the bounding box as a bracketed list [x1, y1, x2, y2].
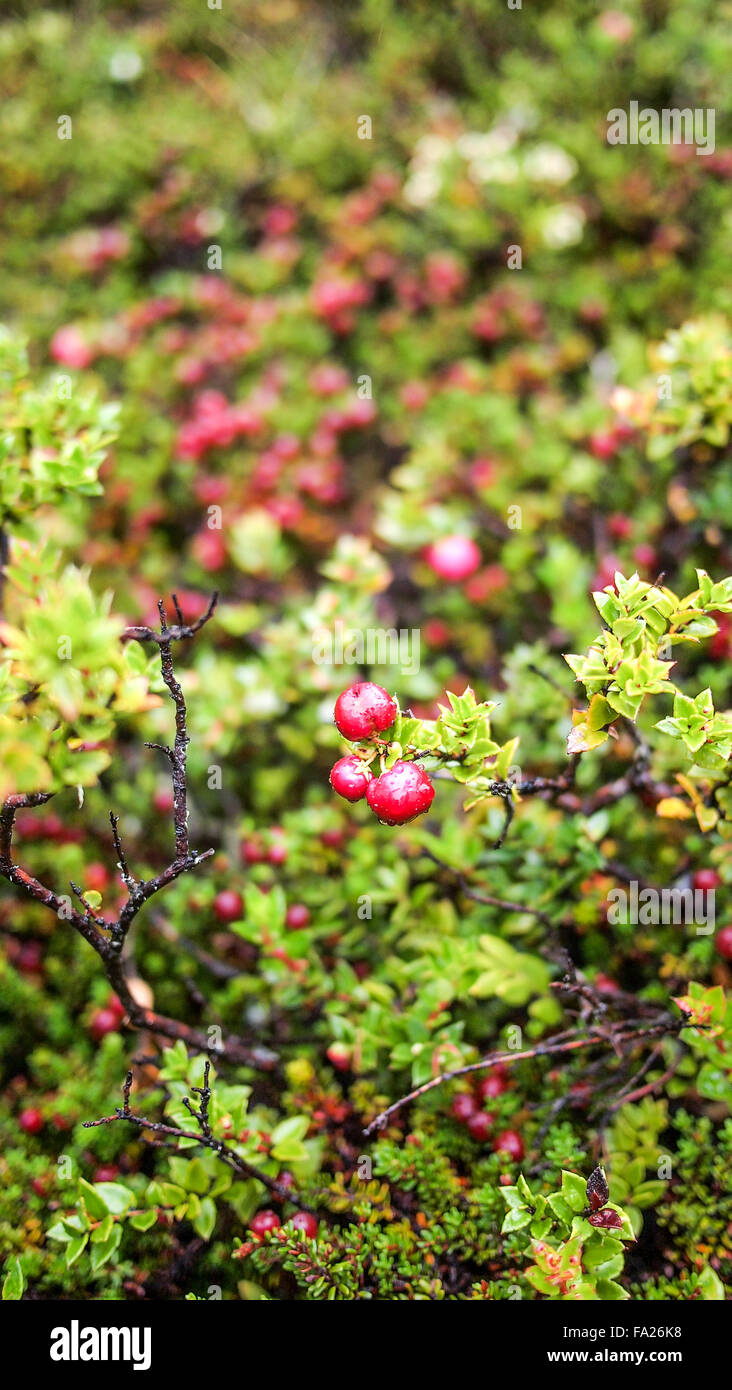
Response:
[84, 1068, 312, 1208]
[0, 592, 272, 1070]
[363, 1008, 694, 1136]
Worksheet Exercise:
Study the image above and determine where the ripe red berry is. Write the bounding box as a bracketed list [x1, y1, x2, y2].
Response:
[268, 840, 288, 865]
[333, 682, 397, 741]
[31, 1176, 48, 1196]
[241, 839, 265, 864]
[715, 927, 732, 961]
[85, 862, 109, 893]
[249, 1209, 281, 1238]
[320, 827, 345, 849]
[16, 941, 43, 974]
[19, 1107, 44, 1135]
[467, 1111, 494, 1142]
[108, 994, 126, 1021]
[632, 543, 657, 571]
[425, 534, 481, 582]
[451, 1092, 478, 1122]
[595, 972, 621, 995]
[493, 1129, 524, 1161]
[93, 1165, 120, 1183]
[153, 787, 175, 815]
[365, 761, 435, 826]
[477, 1070, 509, 1100]
[330, 755, 373, 802]
[326, 1042, 351, 1072]
[285, 903, 311, 930]
[693, 869, 721, 893]
[290, 1211, 318, 1239]
[607, 513, 632, 540]
[588, 430, 618, 460]
[89, 1007, 119, 1041]
[213, 890, 243, 923]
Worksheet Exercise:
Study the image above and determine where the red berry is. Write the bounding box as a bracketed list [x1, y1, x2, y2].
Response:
[326, 1042, 351, 1072]
[632, 543, 657, 571]
[19, 1107, 43, 1135]
[467, 1111, 494, 1142]
[213, 890, 243, 923]
[85, 862, 109, 893]
[241, 839, 265, 864]
[333, 683, 397, 741]
[93, 1165, 120, 1183]
[107, 994, 126, 1021]
[330, 755, 373, 802]
[715, 927, 732, 961]
[477, 1070, 509, 1100]
[595, 972, 621, 994]
[268, 840, 288, 865]
[365, 761, 434, 826]
[607, 513, 632, 540]
[89, 1007, 119, 1041]
[153, 787, 175, 815]
[290, 1211, 318, 1239]
[451, 1093, 478, 1122]
[285, 904, 311, 930]
[425, 535, 481, 582]
[493, 1129, 524, 1161]
[249, 1210, 281, 1238]
[588, 430, 618, 460]
[16, 941, 43, 974]
[320, 827, 345, 849]
[693, 869, 721, 893]
[31, 1176, 48, 1196]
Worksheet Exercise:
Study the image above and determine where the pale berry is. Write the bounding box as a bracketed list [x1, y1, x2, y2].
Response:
[425, 535, 481, 582]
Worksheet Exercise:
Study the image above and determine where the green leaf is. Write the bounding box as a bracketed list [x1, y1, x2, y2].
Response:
[595, 1278, 629, 1300]
[90, 1182, 134, 1216]
[697, 1265, 725, 1300]
[501, 1207, 532, 1233]
[2, 1257, 25, 1301]
[66, 1233, 89, 1267]
[192, 1196, 217, 1241]
[560, 1170, 587, 1214]
[129, 1209, 158, 1232]
[90, 1224, 122, 1272]
[79, 1178, 111, 1219]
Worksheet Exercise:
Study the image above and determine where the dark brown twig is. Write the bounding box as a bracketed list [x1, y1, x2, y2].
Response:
[363, 1014, 690, 1136]
[0, 594, 270, 1069]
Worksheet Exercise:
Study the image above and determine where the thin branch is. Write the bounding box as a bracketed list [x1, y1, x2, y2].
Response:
[0, 594, 269, 1070]
[84, 1069, 310, 1208]
[363, 1014, 690, 1136]
[120, 591, 219, 646]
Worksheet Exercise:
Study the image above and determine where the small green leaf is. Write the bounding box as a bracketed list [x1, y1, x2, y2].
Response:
[129, 1209, 158, 1232]
[90, 1224, 122, 1272]
[66, 1233, 89, 1267]
[2, 1257, 25, 1301]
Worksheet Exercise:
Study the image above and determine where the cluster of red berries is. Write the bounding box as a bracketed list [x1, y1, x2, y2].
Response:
[248, 1208, 318, 1241]
[449, 1067, 525, 1160]
[691, 870, 732, 960]
[330, 682, 435, 826]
